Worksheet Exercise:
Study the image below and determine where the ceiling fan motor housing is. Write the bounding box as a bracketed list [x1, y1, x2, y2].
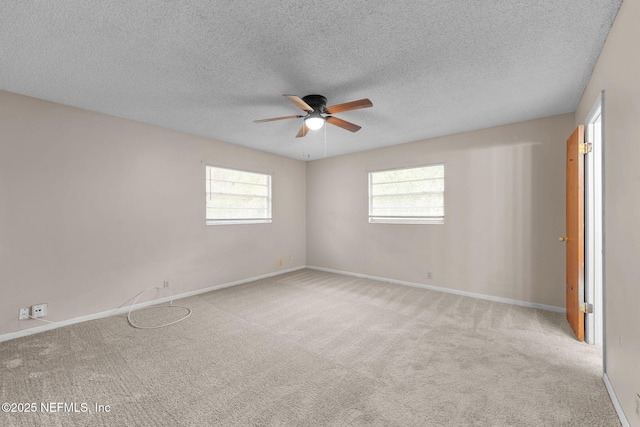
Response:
[302, 94, 327, 113]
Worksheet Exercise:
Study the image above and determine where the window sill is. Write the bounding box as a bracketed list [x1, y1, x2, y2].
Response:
[369, 218, 444, 225]
[206, 219, 272, 226]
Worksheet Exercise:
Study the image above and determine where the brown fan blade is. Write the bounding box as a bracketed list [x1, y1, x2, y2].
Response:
[283, 94, 313, 112]
[254, 115, 301, 123]
[326, 116, 361, 133]
[296, 123, 310, 138]
[325, 98, 372, 114]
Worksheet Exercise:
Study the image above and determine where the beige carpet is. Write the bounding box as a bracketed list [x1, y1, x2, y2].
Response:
[0, 269, 620, 426]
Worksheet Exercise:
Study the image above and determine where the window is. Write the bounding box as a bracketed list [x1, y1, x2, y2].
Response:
[206, 166, 272, 225]
[368, 164, 444, 224]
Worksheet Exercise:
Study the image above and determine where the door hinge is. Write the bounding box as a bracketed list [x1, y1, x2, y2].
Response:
[579, 143, 593, 154]
[580, 302, 594, 314]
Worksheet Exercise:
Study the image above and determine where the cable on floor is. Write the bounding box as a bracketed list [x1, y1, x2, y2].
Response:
[127, 287, 192, 329]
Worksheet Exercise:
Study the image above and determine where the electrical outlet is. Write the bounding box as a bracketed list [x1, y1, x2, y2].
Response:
[427, 272, 433, 280]
[31, 303, 47, 318]
[289, 256, 294, 263]
[163, 281, 169, 289]
[278, 259, 283, 266]
[19, 308, 29, 320]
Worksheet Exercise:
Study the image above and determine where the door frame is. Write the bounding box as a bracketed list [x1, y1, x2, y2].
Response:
[584, 91, 605, 354]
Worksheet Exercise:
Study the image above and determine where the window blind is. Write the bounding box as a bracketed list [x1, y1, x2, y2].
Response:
[206, 166, 272, 224]
[369, 164, 444, 224]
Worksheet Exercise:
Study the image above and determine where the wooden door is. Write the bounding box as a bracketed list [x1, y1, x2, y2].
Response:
[565, 126, 585, 341]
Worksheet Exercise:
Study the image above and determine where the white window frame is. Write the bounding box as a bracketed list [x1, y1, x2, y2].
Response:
[206, 165, 272, 225]
[368, 163, 445, 225]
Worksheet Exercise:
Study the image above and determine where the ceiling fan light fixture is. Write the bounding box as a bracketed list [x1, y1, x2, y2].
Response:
[254, 94, 372, 138]
[305, 115, 325, 130]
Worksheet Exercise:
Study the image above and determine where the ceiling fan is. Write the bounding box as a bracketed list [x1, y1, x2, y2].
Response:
[254, 94, 373, 138]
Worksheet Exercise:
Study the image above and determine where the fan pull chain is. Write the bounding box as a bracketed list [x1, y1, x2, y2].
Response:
[324, 123, 327, 158]
[302, 131, 307, 159]
[302, 130, 309, 160]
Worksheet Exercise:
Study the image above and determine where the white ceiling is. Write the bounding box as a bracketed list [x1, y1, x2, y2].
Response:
[1, 1, 622, 160]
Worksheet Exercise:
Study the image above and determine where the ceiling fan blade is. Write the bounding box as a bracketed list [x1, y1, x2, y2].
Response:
[283, 94, 313, 112]
[326, 116, 361, 133]
[254, 115, 301, 123]
[296, 123, 310, 138]
[325, 98, 372, 114]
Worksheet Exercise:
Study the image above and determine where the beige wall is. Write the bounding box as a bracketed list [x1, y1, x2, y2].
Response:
[307, 114, 575, 308]
[576, 0, 640, 423]
[0, 90, 306, 337]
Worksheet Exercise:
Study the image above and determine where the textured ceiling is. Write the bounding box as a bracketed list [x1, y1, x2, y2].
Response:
[1, 1, 622, 160]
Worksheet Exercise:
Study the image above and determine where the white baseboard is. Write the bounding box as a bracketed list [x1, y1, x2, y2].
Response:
[306, 265, 566, 313]
[604, 372, 631, 427]
[0, 266, 305, 343]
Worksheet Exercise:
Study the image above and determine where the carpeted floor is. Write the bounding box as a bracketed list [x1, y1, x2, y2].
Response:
[0, 269, 620, 426]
